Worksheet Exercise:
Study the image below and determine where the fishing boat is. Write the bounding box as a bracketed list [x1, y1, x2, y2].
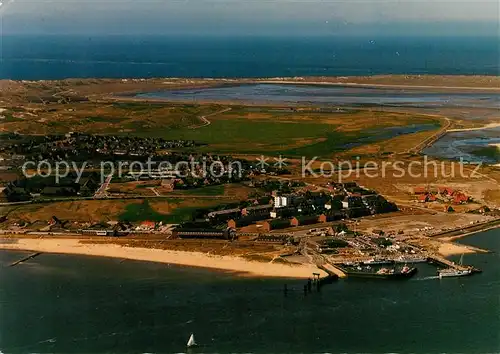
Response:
[340, 264, 417, 279]
[362, 258, 394, 265]
[187, 333, 197, 348]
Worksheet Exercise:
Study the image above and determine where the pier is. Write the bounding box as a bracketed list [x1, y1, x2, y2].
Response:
[9, 252, 42, 267]
[319, 263, 347, 279]
[297, 271, 338, 297]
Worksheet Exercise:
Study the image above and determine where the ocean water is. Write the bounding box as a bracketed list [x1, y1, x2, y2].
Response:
[0, 229, 499, 354]
[137, 83, 500, 109]
[138, 83, 500, 162]
[1, 35, 498, 80]
[424, 127, 500, 164]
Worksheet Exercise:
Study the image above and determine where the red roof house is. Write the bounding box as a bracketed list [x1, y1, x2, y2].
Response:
[439, 187, 455, 196]
[453, 193, 469, 205]
[140, 221, 156, 229]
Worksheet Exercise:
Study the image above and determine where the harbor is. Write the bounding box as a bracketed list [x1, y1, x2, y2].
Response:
[327, 255, 480, 281]
[336, 264, 418, 280]
[1, 228, 498, 354]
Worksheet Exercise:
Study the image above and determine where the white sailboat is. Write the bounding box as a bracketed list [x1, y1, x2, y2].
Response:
[187, 333, 197, 348]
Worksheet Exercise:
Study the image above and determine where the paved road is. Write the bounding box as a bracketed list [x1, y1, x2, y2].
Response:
[94, 174, 113, 199]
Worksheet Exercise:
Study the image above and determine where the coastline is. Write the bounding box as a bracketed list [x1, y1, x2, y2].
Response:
[447, 123, 500, 132]
[432, 218, 500, 240]
[259, 79, 500, 92]
[436, 241, 490, 257]
[0, 238, 326, 279]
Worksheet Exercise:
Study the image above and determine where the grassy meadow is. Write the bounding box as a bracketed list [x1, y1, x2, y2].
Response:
[1, 101, 442, 157]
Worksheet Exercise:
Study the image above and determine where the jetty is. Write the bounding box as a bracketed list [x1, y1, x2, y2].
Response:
[9, 252, 42, 267]
[319, 263, 347, 279]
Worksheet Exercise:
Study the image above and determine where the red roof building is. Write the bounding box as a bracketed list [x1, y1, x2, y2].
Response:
[439, 187, 455, 196]
[453, 193, 469, 204]
[140, 221, 156, 229]
[418, 193, 437, 203]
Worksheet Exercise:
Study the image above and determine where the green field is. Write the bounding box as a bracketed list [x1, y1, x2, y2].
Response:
[472, 146, 500, 161]
[160, 119, 335, 151]
[151, 113, 440, 157]
[119, 199, 197, 224]
[3, 100, 441, 158]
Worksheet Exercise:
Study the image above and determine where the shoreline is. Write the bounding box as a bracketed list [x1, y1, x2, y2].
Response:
[436, 240, 490, 257]
[112, 78, 500, 100]
[432, 218, 500, 240]
[0, 238, 326, 279]
[438, 223, 500, 242]
[5, 75, 500, 91]
[258, 79, 500, 92]
[447, 123, 500, 132]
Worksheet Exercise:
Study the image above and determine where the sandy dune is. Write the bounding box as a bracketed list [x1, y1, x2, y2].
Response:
[0, 238, 326, 278]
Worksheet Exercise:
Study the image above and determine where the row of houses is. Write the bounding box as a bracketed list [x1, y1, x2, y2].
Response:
[171, 227, 236, 240]
[207, 204, 274, 222]
[413, 186, 471, 205]
[233, 212, 345, 232]
[206, 190, 396, 231]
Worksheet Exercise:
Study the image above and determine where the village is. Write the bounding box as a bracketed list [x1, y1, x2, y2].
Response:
[2, 171, 497, 280]
[0, 84, 499, 280]
[0, 133, 291, 203]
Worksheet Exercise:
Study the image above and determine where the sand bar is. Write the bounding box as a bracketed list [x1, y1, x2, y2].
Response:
[260, 80, 500, 91]
[448, 123, 500, 132]
[437, 241, 488, 257]
[0, 238, 325, 278]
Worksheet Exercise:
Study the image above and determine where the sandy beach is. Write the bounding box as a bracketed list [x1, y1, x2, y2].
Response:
[436, 241, 488, 257]
[448, 122, 500, 132]
[0, 238, 326, 278]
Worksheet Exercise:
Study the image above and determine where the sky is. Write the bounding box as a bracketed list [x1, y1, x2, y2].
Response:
[1, 0, 498, 36]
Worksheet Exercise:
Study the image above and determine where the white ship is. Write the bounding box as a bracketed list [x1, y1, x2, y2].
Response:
[438, 268, 472, 278]
[438, 254, 472, 278]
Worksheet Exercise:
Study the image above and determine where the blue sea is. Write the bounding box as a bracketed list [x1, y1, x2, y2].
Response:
[1, 34, 500, 354]
[1, 229, 499, 353]
[1, 35, 498, 80]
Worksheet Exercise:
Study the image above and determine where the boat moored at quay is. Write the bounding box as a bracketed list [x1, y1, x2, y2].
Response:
[394, 256, 428, 264]
[339, 265, 418, 280]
